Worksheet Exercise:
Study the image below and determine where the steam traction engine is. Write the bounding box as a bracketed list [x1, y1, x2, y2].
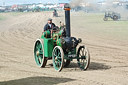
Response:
[103, 11, 121, 21]
[34, 4, 90, 72]
[53, 9, 58, 17]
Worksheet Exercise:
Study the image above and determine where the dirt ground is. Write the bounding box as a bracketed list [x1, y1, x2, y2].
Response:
[0, 11, 128, 85]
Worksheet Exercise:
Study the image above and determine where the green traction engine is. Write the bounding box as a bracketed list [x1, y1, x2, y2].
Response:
[34, 4, 90, 72]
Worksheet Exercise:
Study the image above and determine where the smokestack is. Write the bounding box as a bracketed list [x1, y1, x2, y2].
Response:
[64, 4, 71, 37]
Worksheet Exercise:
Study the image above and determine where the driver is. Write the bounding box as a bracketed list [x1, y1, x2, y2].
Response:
[44, 18, 56, 31]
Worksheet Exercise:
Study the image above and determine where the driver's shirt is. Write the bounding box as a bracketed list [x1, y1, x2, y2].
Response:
[48, 24, 52, 28]
[44, 23, 56, 31]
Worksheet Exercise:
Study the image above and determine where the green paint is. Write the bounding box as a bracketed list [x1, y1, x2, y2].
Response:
[52, 47, 62, 71]
[43, 38, 53, 57]
[56, 39, 62, 47]
[34, 40, 43, 66]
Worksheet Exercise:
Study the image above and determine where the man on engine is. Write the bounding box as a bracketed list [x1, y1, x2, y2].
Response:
[44, 18, 56, 31]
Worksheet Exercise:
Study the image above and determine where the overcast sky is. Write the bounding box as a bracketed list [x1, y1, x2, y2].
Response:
[0, 0, 128, 6]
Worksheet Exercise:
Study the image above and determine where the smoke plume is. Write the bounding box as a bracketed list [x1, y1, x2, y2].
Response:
[70, 0, 128, 20]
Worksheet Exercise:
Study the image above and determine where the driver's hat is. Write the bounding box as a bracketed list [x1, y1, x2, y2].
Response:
[48, 18, 52, 21]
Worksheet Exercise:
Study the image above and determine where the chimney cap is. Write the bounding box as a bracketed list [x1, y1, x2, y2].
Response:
[64, 3, 70, 8]
[64, 3, 71, 10]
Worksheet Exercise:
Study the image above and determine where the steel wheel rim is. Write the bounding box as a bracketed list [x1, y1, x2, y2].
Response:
[34, 40, 44, 66]
[77, 46, 90, 70]
[52, 46, 64, 71]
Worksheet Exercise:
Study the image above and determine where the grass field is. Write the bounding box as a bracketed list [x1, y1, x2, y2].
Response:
[71, 12, 128, 41]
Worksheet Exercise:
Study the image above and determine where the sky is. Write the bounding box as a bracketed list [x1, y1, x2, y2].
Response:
[0, 0, 128, 6]
[0, 0, 58, 6]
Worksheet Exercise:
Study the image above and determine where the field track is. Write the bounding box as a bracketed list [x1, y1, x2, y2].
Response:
[0, 12, 128, 85]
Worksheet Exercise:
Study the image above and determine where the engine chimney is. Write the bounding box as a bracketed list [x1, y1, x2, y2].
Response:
[64, 4, 71, 37]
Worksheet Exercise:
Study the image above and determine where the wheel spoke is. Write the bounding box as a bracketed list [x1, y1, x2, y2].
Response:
[80, 58, 82, 63]
[58, 52, 61, 57]
[39, 55, 43, 59]
[55, 60, 59, 67]
[38, 56, 42, 63]
[36, 46, 39, 50]
[58, 59, 61, 63]
[57, 56, 61, 59]
[57, 60, 61, 66]
[82, 48, 85, 56]
[84, 51, 87, 56]
[39, 52, 43, 55]
[38, 59, 41, 64]
[55, 61, 57, 66]
[80, 50, 83, 56]
[79, 53, 82, 57]
[54, 49, 57, 56]
[53, 51, 56, 56]
[83, 60, 85, 66]
[58, 62, 61, 67]
[39, 44, 42, 49]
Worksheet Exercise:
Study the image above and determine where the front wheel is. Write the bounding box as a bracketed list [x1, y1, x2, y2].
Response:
[52, 46, 64, 72]
[34, 39, 47, 68]
[103, 17, 108, 21]
[77, 46, 90, 70]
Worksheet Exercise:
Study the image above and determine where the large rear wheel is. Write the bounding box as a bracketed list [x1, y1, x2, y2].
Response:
[113, 15, 118, 21]
[77, 46, 90, 70]
[52, 46, 64, 72]
[34, 39, 47, 68]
